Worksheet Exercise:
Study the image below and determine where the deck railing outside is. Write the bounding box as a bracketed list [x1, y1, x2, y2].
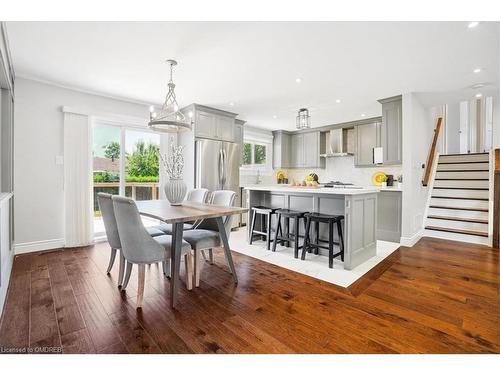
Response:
[93, 182, 160, 212]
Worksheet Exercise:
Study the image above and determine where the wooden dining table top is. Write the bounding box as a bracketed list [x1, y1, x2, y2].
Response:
[136, 200, 248, 223]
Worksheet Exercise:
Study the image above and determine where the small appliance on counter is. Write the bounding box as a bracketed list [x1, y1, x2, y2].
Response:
[276, 170, 288, 184]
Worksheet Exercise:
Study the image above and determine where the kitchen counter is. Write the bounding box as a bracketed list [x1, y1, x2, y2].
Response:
[245, 186, 378, 270]
[243, 185, 379, 195]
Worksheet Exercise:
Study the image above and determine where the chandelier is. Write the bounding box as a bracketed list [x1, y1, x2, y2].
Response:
[148, 59, 192, 133]
[296, 108, 310, 129]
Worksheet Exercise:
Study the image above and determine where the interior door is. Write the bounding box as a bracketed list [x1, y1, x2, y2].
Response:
[459, 101, 469, 153]
[196, 139, 221, 191]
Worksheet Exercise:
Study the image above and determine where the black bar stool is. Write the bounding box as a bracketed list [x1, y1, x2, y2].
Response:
[249, 206, 280, 250]
[272, 209, 308, 258]
[302, 212, 345, 268]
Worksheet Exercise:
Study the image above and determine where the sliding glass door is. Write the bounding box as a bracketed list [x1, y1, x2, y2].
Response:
[92, 122, 161, 237]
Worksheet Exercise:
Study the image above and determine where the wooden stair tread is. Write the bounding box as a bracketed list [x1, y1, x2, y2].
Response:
[429, 205, 488, 212]
[431, 196, 489, 201]
[427, 215, 488, 224]
[435, 178, 489, 181]
[440, 152, 488, 157]
[425, 226, 488, 237]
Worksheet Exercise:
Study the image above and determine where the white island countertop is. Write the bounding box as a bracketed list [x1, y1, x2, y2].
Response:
[243, 185, 380, 195]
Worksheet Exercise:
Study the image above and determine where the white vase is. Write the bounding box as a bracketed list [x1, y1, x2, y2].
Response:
[164, 178, 187, 206]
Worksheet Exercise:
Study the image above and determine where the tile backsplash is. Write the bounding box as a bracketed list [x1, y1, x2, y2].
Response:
[240, 156, 402, 187]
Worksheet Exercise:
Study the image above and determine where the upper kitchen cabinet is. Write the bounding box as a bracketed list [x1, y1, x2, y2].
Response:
[182, 104, 238, 142]
[378, 95, 402, 165]
[354, 121, 381, 167]
[273, 130, 324, 169]
[272, 130, 292, 169]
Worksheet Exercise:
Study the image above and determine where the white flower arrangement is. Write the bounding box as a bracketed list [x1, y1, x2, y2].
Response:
[161, 141, 184, 180]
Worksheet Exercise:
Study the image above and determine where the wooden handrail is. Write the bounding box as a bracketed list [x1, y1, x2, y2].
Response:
[422, 117, 443, 186]
[493, 149, 500, 249]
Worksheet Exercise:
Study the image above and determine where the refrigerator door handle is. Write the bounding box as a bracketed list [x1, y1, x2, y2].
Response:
[218, 148, 224, 189]
[221, 148, 227, 188]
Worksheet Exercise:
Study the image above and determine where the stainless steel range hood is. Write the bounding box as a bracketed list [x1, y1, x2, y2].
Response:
[320, 128, 354, 157]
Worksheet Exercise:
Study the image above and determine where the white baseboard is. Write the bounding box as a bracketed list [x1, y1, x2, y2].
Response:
[14, 238, 65, 254]
[400, 230, 423, 247]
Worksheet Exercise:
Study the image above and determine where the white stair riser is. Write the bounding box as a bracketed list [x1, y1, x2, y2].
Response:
[427, 207, 489, 220]
[435, 171, 489, 179]
[439, 154, 489, 163]
[433, 179, 489, 188]
[426, 218, 488, 232]
[430, 198, 489, 210]
[430, 188, 489, 199]
[436, 162, 489, 171]
[423, 230, 490, 245]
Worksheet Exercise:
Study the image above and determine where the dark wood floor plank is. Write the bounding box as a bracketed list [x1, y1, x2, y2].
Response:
[1, 236, 499, 354]
[29, 265, 61, 349]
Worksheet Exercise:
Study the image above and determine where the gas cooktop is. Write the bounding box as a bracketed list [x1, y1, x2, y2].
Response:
[323, 181, 363, 189]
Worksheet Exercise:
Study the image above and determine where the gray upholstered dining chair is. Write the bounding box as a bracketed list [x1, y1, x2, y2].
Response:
[112, 195, 194, 309]
[182, 190, 236, 287]
[97, 193, 165, 287]
[155, 188, 209, 235]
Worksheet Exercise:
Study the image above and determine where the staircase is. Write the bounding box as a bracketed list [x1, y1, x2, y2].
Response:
[424, 152, 491, 245]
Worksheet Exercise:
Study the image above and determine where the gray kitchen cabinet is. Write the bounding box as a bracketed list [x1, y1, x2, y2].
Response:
[354, 121, 381, 166]
[217, 115, 235, 141]
[303, 131, 324, 168]
[272, 130, 292, 169]
[183, 104, 238, 142]
[291, 133, 304, 168]
[379, 95, 402, 165]
[377, 191, 402, 242]
[235, 119, 245, 165]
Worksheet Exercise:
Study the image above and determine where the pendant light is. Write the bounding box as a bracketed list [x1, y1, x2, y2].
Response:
[148, 59, 192, 133]
[296, 108, 310, 129]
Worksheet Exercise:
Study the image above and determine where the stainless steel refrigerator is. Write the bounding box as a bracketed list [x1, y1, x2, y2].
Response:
[195, 139, 240, 196]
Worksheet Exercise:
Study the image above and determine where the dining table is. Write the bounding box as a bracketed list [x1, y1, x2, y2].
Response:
[136, 199, 248, 308]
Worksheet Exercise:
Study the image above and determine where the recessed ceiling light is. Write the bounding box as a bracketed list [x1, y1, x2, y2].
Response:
[335, 99, 341, 103]
[475, 93, 483, 98]
[295, 78, 302, 83]
[473, 68, 481, 73]
[361, 113, 366, 117]
[229, 102, 235, 106]
[468, 21, 479, 29]
[273, 115, 278, 119]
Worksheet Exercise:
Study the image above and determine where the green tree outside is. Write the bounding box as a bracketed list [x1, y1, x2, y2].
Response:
[103, 141, 120, 161]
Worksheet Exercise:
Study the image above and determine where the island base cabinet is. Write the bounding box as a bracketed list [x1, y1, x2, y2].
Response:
[376, 191, 402, 243]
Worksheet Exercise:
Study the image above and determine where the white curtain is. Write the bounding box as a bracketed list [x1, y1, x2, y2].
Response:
[63, 112, 93, 247]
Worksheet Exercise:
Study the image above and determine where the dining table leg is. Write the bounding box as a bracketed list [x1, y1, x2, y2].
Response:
[170, 221, 184, 308]
[216, 217, 238, 285]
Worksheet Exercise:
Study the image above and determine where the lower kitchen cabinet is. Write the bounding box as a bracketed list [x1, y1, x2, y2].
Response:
[377, 191, 402, 242]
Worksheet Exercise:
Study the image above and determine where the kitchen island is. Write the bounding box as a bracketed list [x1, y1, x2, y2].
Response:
[244, 186, 379, 270]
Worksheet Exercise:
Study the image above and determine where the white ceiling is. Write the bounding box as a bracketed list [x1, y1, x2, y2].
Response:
[6, 21, 500, 130]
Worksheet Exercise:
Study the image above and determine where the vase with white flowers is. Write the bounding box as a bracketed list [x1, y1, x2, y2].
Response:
[160, 141, 187, 206]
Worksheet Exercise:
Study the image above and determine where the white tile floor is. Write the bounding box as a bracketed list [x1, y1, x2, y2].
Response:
[228, 228, 400, 288]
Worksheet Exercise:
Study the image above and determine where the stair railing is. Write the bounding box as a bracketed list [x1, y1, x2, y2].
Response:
[422, 117, 443, 186]
[493, 149, 500, 248]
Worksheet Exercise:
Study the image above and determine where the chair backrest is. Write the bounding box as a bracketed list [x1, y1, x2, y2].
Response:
[198, 190, 236, 233]
[97, 193, 121, 249]
[186, 188, 209, 203]
[111, 195, 166, 264]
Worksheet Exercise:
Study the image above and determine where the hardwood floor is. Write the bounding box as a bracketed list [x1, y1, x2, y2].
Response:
[0, 237, 499, 353]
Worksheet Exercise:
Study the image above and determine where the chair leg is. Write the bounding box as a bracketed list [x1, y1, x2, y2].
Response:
[162, 260, 171, 278]
[107, 248, 117, 274]
[118, 251, 125, 287]
[249, 209, 257, 245]
[185, 252, 193, 291]
[328, 221, 334, 268]
[194, 249, 201, 287]
[122, 261, 133, 290]
[272, 214, 282, 252]
[293, 218, 299, 259]
[284, 217, 290, 247]
[208, 249, 214, 264]
[301, 217, 311, 260]
[337, 220, 345, 262]
[266, 213, 272, 250]
[136, 264, 145, 309]
[314, 221, 320, 254]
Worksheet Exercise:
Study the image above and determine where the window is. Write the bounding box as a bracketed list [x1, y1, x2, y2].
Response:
[242, 142, 267, 166]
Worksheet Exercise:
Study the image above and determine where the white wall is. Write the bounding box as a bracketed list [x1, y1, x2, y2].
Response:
[14, 78, 150, 252]
[400, 92, 434, 246]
